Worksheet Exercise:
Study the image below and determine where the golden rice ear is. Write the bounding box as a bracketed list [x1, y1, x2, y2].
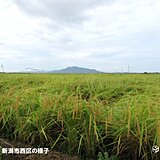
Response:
[0, 74, 160, 159]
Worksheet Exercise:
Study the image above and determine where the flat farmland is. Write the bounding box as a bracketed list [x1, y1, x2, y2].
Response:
[0, 74, 160, 160]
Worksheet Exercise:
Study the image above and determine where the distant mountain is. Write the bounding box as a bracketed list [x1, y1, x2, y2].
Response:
[50, 66, 103, 74]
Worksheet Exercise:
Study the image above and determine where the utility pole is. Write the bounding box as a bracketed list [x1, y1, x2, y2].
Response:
[128, 65, 130, 73]
[1, 65, 4, 73]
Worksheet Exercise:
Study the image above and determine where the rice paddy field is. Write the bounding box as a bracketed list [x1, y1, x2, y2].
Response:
[0, 73, 160, 160]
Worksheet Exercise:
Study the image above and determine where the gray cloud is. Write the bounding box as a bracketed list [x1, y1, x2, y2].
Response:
[0, 0, 160, 72]
[13, 0, 113, 25]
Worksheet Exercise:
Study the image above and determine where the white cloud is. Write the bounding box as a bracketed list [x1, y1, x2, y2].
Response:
[0, 0, 160, 72]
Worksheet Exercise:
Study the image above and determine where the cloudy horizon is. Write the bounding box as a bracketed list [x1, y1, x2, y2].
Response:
[0, 0, 160, 72]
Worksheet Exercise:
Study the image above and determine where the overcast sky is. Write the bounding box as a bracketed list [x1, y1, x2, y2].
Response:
[0, 0, 160, 72]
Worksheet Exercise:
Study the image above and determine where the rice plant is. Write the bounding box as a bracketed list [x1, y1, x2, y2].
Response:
[0, 73, 160, 159]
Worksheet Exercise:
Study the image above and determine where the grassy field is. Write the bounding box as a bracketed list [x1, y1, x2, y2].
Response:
[0, 73, 160, 159]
